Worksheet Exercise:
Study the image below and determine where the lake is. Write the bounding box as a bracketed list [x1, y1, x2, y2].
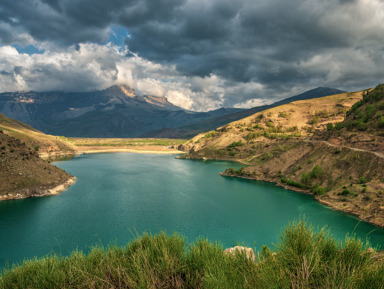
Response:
[0, 153, 383, 268]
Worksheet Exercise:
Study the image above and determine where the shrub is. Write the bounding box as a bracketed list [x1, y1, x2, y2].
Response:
[286, 180, 307, 189]
[312, 184, 327, 196]
[378, 116, 384, 128]
[339, 189, 352, 196]
[364, 104, 376, 121]
[310, 165, 323, 179]
[326, 123, 334, 131]
[227, 140, 244, 149]
[204, 131, 216, 138]
[334, 122, 344, 130]
[301, 173, 310, 184]
[357, 121, 367, 131]
[358, 176, 368, 184]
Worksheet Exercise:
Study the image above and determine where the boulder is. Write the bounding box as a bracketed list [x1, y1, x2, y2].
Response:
[224, 246, 255, 261]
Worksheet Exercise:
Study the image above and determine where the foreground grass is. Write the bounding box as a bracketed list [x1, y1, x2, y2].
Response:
[1, 220, 383, 288]
[67, 138, 186, 147]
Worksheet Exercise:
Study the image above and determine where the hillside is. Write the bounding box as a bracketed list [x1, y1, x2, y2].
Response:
[144, 87, 344, 138]
[0, 113, 76, 157]
[180, 90, 363, 160]
[0, 131, 75, 200]
[0, 85, 241, 138]
[179, 86, 384, 228]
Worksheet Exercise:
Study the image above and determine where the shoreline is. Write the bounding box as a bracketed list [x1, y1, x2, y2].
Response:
[220, 172, 384, 230]
[39, 147, 186, 160]
[0, 176, 77, 202]
[76, 148, 186, 155]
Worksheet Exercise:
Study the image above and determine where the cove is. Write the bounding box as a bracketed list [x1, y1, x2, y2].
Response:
[0, 153, 383, 268]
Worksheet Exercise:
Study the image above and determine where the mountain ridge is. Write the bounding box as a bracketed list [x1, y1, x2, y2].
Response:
[0, 85, 243, 137]
[0, 86, 343, 138]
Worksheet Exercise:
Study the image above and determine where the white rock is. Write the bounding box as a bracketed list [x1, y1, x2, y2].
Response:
[224, 246, 255, 261]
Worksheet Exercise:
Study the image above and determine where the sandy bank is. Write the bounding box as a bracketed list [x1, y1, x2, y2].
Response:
[75, 145, 186, 155]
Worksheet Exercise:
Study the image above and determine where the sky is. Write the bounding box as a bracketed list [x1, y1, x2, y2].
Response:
[0, 0, 383, 111]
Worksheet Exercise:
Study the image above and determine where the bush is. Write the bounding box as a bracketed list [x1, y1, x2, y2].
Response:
[339, 189, 353, 196]
[312, 184, 327, 196]
[378, 116, 384, 128]
[310, 165, 323, 179]
[204, 131, 216, 138]
[357, 121, 367, 131]
[358, 176, 368, 184]
[364, 104, 376, 121]
[286, 179, 307, 189]
[326, 123, 334, 131]
[227, 140, 244, 149]
[334, 122, 344, 130]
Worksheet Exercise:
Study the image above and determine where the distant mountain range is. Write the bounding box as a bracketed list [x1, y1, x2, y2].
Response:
[0, 85, 344, 138]
[143, 87, 345, 138]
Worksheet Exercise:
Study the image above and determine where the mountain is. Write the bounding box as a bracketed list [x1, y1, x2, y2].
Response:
[143, 87, 344, 138]
[178, 87, 384, 228]
[0, 130, 75, 201]
[0, 85, 242, 138]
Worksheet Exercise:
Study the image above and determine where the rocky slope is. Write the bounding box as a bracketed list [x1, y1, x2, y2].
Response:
[0, 131, 75, 201]
[179, 86, 384, 228]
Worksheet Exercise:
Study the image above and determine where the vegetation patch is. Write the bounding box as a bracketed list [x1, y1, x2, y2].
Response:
[1, 220, 381, 289]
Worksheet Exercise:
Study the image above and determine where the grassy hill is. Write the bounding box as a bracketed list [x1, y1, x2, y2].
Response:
[0, 131, 75, 200]
[0, 113, 76, 157]
[179, 86, 384, 228]
[180, 90, 363, 161]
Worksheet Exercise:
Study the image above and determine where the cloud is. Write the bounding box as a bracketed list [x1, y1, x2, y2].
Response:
[0, 0, 384, 110]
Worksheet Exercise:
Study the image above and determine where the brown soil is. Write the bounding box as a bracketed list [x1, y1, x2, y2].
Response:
[0, 131, 75, 200]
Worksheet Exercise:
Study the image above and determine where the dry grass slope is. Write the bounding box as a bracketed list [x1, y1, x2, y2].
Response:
[180, 87, 384, 228]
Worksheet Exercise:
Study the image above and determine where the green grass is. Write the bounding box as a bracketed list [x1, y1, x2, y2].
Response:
[1, 220, 382, 288]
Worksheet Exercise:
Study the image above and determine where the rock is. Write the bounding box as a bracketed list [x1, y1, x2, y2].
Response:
[224, 246, 255, 261]
[367, 247, 375, 254]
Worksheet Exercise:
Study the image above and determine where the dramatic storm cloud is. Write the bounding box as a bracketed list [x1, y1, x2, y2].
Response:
[0, 0, 383, 110]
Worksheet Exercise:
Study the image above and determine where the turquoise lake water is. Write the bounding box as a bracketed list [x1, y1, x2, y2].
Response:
[0, 153, 383, 268]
